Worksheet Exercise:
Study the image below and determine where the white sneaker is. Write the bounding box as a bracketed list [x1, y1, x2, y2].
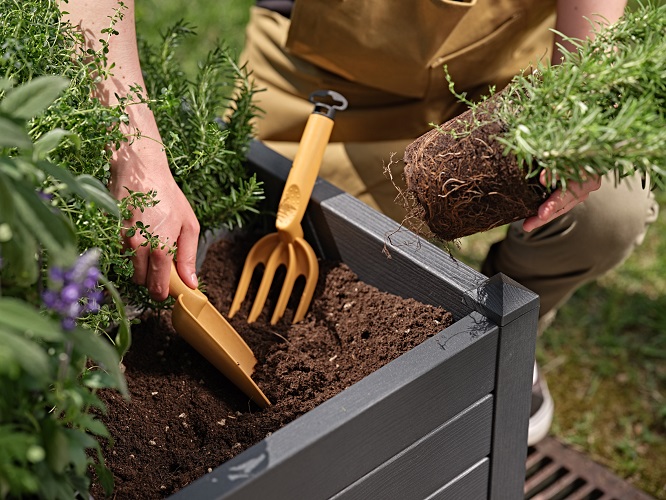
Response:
[528, 363, 554, 446]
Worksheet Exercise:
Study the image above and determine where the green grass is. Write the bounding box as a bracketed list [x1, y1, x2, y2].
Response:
[452, 192, 666, 498]
[134, 1, 665, 497]
[135, 0, 255, 78]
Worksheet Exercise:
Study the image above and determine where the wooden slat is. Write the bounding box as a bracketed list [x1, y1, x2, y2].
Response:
[321, 194, 483, 320]
[427, 458, 490, 500]
[489, 278, 540, 500]
[331, 396, 493, 500]
[171, 313, 498, 500]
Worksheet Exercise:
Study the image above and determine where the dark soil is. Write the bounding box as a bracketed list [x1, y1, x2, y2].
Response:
[92, 235, 454, 499]
[403, 98, 548, 241]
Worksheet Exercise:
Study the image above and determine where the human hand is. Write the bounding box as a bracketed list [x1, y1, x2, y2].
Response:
[109, 135, 200, 302]
[522, 170, 602, 232]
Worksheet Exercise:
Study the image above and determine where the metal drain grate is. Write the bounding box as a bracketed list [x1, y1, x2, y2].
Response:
[524, 437, 654, 500]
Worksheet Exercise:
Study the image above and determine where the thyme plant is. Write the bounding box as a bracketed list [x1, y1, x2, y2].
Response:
[1, 0, 263, 319]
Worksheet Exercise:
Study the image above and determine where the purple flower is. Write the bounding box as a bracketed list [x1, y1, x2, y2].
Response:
[42, 249, 104, 331]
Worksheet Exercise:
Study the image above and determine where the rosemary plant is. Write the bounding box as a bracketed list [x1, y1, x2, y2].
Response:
[496, 1, 666, 191]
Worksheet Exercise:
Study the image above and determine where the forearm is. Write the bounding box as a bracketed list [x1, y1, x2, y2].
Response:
[59, 0, 143, 106]
[59, 0, 165, 181]
[553, 0, 627, 63]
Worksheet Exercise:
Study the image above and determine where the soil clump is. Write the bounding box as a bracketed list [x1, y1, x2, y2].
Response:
[404, 99, 548, 241]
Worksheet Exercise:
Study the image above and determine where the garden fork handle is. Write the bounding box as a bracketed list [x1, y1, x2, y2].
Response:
[276, 90, 347, 240]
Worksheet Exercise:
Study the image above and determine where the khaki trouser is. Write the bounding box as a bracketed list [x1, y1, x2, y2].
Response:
[240, 4, 659, 325]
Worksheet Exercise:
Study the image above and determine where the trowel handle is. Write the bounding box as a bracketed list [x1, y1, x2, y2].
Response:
[169, 262, 207, 309]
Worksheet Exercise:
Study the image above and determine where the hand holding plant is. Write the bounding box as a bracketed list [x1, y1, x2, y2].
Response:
[404, 1, 666, 241]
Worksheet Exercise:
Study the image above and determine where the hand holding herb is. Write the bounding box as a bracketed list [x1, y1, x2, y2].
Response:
[521, 0, 625, 232]
[60, 0, 200, 300]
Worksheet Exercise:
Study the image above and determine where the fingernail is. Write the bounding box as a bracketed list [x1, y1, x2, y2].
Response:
[191, 273, 198, 285]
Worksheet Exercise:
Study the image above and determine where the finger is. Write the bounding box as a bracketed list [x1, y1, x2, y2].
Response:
[522, 214, 547, 232]
[175, 220, 200, 290]
[145, 247, 173, 302]
[129, 240, 150, 286]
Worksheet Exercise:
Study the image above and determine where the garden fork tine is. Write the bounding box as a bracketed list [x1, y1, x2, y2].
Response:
[230, 90, 348, 324]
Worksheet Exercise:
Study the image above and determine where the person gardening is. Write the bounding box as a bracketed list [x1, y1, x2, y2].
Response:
[62, 0, 659, 446]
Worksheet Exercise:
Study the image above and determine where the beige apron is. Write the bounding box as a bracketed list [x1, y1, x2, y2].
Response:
[243, 0, 557, 143]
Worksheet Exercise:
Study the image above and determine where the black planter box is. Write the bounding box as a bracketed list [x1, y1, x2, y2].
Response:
[171, 141, 539, 500]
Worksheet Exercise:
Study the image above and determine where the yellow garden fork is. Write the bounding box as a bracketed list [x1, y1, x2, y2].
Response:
[229, 90, 348, 324]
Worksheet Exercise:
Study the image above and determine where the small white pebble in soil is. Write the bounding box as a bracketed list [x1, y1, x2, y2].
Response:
[207, 468, 213, 473]
[130, 454, 135, 459]
[151, 391, 158, 396]
[217, 419, 226, 426]
[328, 355, 338, 362]
[178, 413, 186, 418]
[160, 485, 166, 490]
[149, 440, 157, 446]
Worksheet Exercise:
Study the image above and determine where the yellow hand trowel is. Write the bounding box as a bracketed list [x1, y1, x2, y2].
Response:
[168, 262, 270, 408]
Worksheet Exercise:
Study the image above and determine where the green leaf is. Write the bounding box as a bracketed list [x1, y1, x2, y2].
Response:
[43, 423, 70, 474]
[0, 76, 69, 120]
[0, 298, 66, 342]
[0, 171, 15, 224]
[63, 428, 96, 475]
[76, 174, 121, 217]
[74, 414, 110, 438]
[0, 78, 14, 93]
[0, 223, 40, 286]
[32, 129, 79, 159]
[34, 162, 119, 217]
[0, 328, 51, 380]
[100, 274, 132, 356]
[0, 116, 33, 150]
[11, 179, 77, 255]
[68, 328, 128, 396]
[94, 461, 115, 496]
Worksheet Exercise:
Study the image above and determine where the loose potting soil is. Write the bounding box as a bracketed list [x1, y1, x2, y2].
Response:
[92, 235, 454, 499]
[404, 98, 548, 241]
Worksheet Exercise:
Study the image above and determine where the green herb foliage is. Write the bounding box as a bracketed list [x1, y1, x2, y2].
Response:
[139, 20, 264, 233]
[496, 1, 666, 191]
[0, 1, 262, 496]
[0, 76, 127, 500]
[1, 0, 263, 318]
